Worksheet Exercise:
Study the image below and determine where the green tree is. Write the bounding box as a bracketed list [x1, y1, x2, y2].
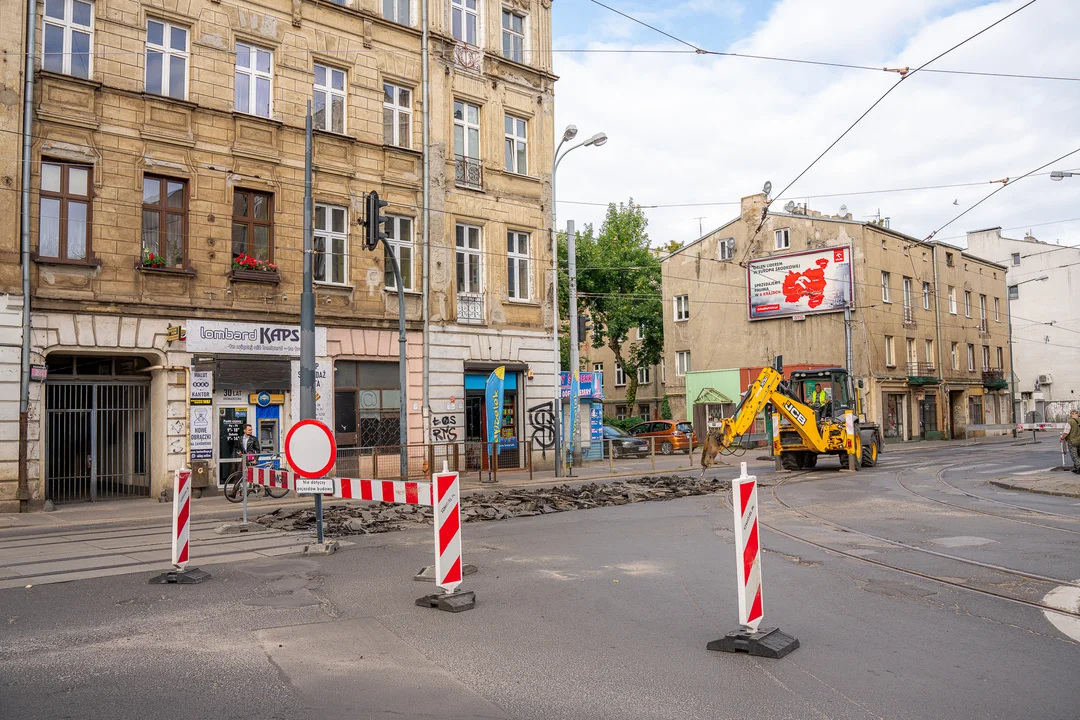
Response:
[558, 201, 663, 409]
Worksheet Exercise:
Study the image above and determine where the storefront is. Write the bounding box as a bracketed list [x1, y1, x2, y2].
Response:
[464, 367, 522, 470]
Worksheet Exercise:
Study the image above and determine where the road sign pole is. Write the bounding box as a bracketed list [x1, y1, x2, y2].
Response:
[301, 102, 323, 545]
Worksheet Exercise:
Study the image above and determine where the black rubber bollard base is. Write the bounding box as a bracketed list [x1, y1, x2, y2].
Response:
[415, 589, 476, 612]
[707, 627, 799, 659]
[149, 567, 212, 585]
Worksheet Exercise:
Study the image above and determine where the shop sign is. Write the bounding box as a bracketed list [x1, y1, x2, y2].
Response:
[167, 325, 186, 343]
[561, 371, 604, 399]
[190, 370, 212, 405]
[189, 406, 213, 460]
[250, 392, 284, 407]
[590, 404, 604, 441]
[186, 320, 327, 357]
[290, 358, 332, 425]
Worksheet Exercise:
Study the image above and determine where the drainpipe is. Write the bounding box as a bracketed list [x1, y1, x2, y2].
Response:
[930, 243, 945, 438]
[421, 0, 431, 443]
[17, 0, 39, 511]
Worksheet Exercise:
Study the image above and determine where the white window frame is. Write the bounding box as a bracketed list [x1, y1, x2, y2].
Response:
[451, 0, 478, 46]
[675, 351, 691, 377]
[501, 7, 526, 63]
[774, 228, 790, 250]
[637, 365, 651, 385]
[922, 281, 931, 310]
[902, 276, 912, 308]
[994, 297, 1000, 322]
[313, 63, 347, 134]
[235, 42, 273, 118]
[979, 294, 987, 321]
[145, 18, 188, 100]
[967, 344, 975, 372]
[313, 203, 348, 286]
[906, 338, 916, 367]
[884, 336, 895, 367]
[506, 230, 531, 301]
[661, 359, 666, 384]
[948, 286, 957, 314]
[1008, 285, 1019, 300]
[881, 271, 891, 303]
[964, 291, 972, 318]
[384, 215, 414, 291]
[996, 347, 1004, 370]
[504, 114, 527, 175]
[383, 0, 411, 26]
[982, 345, 991, 371]
[1011, 252, 1020, 266]
[718, 237, 735, 261]
[592, 362, 603, 374]
[673, 294, 689, 322]
[925, 339, 934, 366]
[455, 222, 482, 294]
[454, 100, 481, 159]
[42, 0, 94, 78]
[383, 82, 412, 148]
[614, 365, 626, 387]
[951, 342, 959, 370]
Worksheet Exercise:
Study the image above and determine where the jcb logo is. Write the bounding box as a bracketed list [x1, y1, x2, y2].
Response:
[783, 402, 807, 425]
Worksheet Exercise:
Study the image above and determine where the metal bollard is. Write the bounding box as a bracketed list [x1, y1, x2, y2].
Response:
[608, 438, 614, 473]
[651, 437, 656, 471]
[242, 454, 248, 524]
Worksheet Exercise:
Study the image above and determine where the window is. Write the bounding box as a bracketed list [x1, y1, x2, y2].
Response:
[996, 347, 1003, 370]
[967, 344, 975, 372]
[774, 228, 790, 250]
[383, 83, 412, 148]
[504, 115, 527, 174]
[718, 237, 735, 261]
[43, 0, 93, 78]
[903, 277, 912, 308]
[661, 359, 666, 384]
[503, 230, 532, 300]
[884, 336, 895, 367]
[948, 286, 956, 314]
[616, 405, 627, 420]
[313, 64, 346, 134]
[334, 360, 402, 448]
[455, 223, 481, 293]
[454, 100, 481, 187]
[638, 366, 651, 385]
[384, 216, 414, 291]
[145, 19, 188, 100]
[922, 281, 931, 310]
[383, 0, 410, 25]
[501, 9, 525, 63]
[964, 291, 972, 318]
[945, 252, 954, 267]
[673, 294, 689, 321]
[979, 294, 987, 330]
[235, 43, 272, 118]
[592, 362, 603, 373]
[1011, 252, 1020, 266]
[675, 351, 691, 376]
[232, 189, 273, 263]
[1008, 285, 1019, 300]
[982, 345, 990, 370]
[951, 342, 959, 370]
[141, 176, 186, 268]
[451, 0, 478, 45]
[994, 297, 1000, 322]
[881, 271, 891, 303]
[38, 161, 91, 261]
[906, 338, 916, 367]
[314, 204, 348, 285]
[614, 365, 626, 387]
[925, 340, 934, 366]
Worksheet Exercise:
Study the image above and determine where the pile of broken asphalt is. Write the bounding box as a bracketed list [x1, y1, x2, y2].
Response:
[254, 474, 731, 536]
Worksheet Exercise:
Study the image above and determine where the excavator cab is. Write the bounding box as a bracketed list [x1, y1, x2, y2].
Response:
[786, 368, 857, 421]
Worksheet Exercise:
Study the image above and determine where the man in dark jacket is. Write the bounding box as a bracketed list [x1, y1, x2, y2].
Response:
[239, 423, 261, 456]
[1062, 410, 1080, 474]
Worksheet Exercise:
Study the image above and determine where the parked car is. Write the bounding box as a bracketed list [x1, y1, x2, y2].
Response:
[601, 425, 650, 459]
[626, 420, 698, 455]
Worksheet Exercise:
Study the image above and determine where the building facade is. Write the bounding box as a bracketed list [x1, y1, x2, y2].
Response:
[582, 330, 665, 422]
[965, 227, 1080, 422]
[661, 193, 1012, 444]
[1, 0, 557, 510]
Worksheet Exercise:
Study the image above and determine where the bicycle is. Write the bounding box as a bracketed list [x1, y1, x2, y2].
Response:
[224, 454, 290, 503]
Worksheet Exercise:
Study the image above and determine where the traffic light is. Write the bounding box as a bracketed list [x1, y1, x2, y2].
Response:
[577, 316, 586, 340]
[364, 191, 389, 250]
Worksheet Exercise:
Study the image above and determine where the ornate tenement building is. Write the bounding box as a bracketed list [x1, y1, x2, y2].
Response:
[0, 0, 557, 509]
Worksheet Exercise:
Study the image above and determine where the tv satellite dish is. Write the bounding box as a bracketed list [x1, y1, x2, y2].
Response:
[839, 204, 847, 214]
[784, 200, 796, 213]
[763, 181, 772, 196]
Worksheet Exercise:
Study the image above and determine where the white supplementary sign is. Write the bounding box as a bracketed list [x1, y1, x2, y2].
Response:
[747, 245, 854, 321]
[290, 358, 332, 426]
[295, 478, 335, 495]
[732, 462, 764, 630]
[185, 320, 327, 356]
[285, 419, 337, 479]
[190, 370, 212, 402]
[189, 406, 213, 460]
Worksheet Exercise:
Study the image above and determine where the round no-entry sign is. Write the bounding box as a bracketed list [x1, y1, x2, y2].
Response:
[285, 419, 337, 479]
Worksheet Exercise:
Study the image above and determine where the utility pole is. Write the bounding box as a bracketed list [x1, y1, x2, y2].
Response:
[301, 102, 324, 545]
[694, 216, 706, 237]
[567, 219, 580, 469]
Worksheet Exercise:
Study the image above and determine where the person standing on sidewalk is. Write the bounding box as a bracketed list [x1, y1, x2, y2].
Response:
[239, 424, 261, 457]
[1061, 410, 1080, 474]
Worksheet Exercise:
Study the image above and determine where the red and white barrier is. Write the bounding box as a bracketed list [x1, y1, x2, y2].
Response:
[339, 478, 432, 506]
[173, 468, 191, 568]
[1017, 423, 1068, 431]
[433, 471, 463, 594]
[733, 463, 763, 630]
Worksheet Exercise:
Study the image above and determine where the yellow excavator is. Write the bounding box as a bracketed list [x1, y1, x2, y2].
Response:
[701, 365, 882, 471]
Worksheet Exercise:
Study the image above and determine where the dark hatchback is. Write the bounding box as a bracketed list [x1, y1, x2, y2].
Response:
[602, 425, 650, 458]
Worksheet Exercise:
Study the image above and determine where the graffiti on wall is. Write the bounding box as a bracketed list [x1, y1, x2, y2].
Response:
[431, 415, 459, 442]
[528, 401, 556, 456]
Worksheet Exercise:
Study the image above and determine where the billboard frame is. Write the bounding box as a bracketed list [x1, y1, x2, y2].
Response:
[745, 244, 855, 321]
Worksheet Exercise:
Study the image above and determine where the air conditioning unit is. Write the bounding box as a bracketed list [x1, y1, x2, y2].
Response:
[1038, 373, 1053, 385]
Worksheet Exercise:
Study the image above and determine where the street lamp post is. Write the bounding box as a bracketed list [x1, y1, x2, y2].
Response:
[1006, 273, 1049, 426]
[550, 127, 607, 477]
[1050, 171, 1076, 181]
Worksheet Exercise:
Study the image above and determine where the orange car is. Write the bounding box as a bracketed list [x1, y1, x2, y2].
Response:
[626, 420, 698, 455]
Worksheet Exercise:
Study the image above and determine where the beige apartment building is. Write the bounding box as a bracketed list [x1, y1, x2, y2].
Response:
[0, 0, 557, 510]
[583, 331, 665, 422]
[661, 193, 1011, 443]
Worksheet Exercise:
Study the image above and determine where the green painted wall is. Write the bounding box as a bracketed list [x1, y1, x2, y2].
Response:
[683, 369, 742, 421]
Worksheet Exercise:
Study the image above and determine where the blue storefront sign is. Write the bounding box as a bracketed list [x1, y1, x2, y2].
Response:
[560, 371, 604, 399]
[485, 367, 506, 448]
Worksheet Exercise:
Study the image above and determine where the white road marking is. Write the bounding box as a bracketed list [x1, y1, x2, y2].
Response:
[1043, 579, 1080, 642]
[1013, 468, 1057, 476]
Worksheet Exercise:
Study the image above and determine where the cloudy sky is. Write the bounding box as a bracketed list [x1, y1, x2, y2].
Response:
[550, 0, 1080, 253]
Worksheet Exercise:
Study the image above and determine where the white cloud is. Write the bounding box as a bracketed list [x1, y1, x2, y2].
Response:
[553, 0, 1080, 249]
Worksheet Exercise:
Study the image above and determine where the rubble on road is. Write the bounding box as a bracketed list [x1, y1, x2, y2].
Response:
[254, 474, 730, 537]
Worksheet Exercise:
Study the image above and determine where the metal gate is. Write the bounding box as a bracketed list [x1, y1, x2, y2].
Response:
[45, 380, 151, 502]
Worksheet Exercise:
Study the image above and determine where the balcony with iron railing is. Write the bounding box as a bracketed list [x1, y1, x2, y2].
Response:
[903, 305, 916, 325]
[457, 292, 484, 324]
[982, 368, 1008, 389]
[455, 155, 482, 190]
[906, 361, 938, 385]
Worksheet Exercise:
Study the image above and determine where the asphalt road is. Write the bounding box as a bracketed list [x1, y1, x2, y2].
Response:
[2, 442, 1078, 719]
